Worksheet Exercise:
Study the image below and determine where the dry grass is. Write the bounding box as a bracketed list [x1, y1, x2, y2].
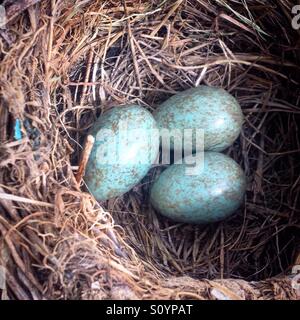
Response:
[0, 0, 299, 299]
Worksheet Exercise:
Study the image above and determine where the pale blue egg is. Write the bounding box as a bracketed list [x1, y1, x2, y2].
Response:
[85, 105, 159, 201]
[154, 86, 243, 152]
[150, 152, 246, 224]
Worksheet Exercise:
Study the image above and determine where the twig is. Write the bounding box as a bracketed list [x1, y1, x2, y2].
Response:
[0, 193, 54, 208]
[80, 48, 95, 107]
[0, 187, 20, 221]
[76, 135, 95, 184]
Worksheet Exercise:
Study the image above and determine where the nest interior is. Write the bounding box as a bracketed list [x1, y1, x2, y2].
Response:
[0, 0, 300, 300]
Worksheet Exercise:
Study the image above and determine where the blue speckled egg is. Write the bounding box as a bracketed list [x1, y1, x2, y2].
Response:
[150, 152, 246, 224]
[85, 105, 159, 201]
[154, 86, 244, 152]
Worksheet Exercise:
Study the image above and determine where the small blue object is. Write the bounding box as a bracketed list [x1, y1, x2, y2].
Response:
[14, 119, 22, 140]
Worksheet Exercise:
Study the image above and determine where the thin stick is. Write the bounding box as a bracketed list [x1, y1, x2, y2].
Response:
[0, 187, 20, 221]
[80, 48, 94, 107]
[0, 193, 54, 208]
[76, 135, 95, 184]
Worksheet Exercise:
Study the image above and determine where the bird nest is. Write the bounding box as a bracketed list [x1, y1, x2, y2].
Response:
[0, 0, 299, 300]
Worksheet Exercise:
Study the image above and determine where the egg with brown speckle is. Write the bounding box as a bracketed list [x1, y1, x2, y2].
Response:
[154, 86, 244, 152]
[150, 152, 246, 224]
[85, 105, 159, 201]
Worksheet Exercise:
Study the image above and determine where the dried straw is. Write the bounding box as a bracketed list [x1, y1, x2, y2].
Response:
[0, 0, 299, 299]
